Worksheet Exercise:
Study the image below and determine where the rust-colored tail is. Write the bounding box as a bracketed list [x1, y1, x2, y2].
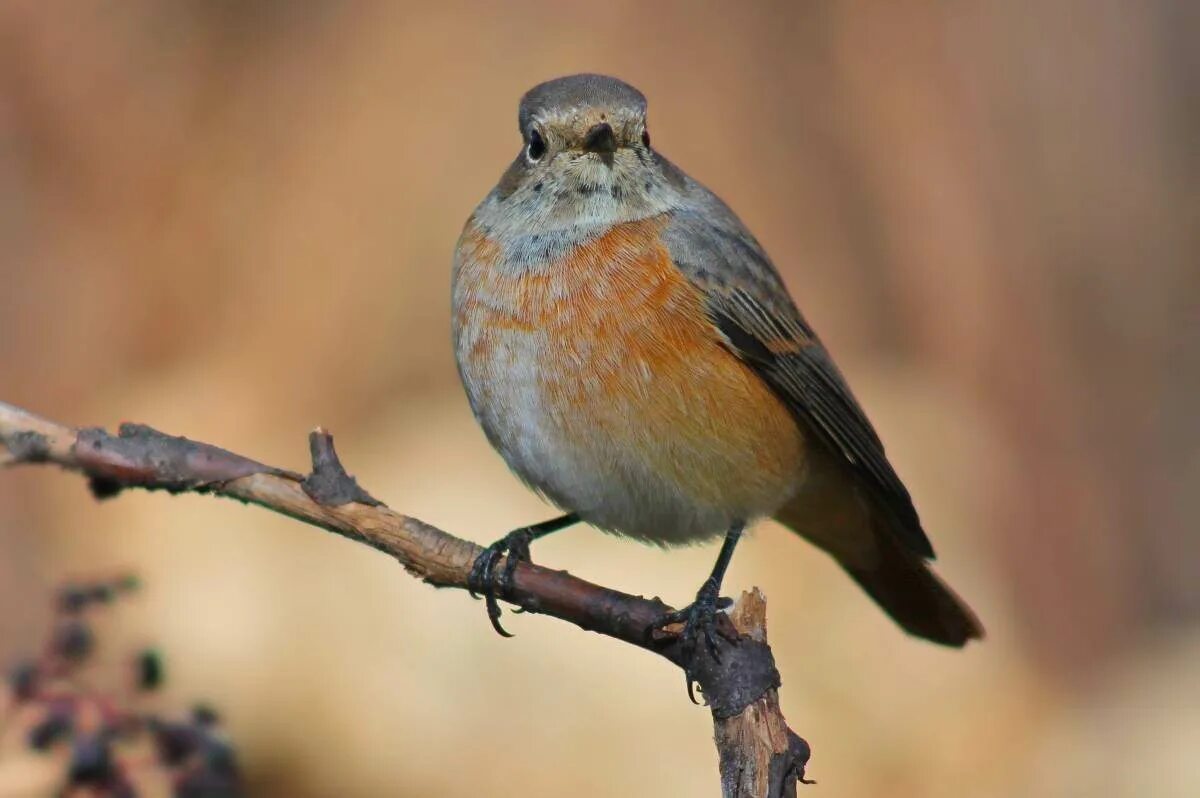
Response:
[776, 491, 983, 647]
[841, 529, 983, 647]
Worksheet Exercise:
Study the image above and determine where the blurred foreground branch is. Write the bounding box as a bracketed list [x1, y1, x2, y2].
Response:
[0, 400, 811, 796]
[3, 574, 239, 797]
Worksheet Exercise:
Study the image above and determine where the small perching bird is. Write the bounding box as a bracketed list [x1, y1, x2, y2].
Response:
[452, 74, 982, 668]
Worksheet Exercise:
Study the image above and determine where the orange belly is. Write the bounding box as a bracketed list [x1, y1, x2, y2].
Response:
[454, 215, 807, 543]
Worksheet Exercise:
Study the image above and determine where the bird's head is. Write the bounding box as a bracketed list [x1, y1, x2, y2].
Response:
[489, 74, 684, 231]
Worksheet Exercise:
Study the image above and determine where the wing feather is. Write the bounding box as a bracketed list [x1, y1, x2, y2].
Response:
[663, 204, 935, 559]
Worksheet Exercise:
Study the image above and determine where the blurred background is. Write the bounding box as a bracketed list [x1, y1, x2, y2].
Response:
[1, 1, 1197, 795]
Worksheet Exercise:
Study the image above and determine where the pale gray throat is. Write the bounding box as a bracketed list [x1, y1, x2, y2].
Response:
[471, 151, 684, 270]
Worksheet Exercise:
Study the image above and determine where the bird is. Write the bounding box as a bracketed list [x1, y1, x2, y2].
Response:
[451, 73, 983, 666]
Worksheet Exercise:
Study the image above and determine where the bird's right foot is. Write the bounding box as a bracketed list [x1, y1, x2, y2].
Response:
[467, 514, 580, 637]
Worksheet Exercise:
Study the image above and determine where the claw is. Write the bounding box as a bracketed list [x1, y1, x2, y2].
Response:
[650, 578, 738, 703]
[485, 592, 513, 638]
[468, 528, 535, 637]
[467, 548, 495, 599]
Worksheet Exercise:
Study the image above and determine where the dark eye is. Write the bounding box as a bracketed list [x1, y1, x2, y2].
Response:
[527, 129, 546, 161]
[641, 129, 651, 148]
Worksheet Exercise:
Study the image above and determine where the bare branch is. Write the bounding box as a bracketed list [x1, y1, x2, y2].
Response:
[0, 400, 810, 795]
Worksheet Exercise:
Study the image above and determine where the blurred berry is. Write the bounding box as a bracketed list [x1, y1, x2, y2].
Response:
[116, 574, 141, 593]
[58, 584, 91, 614]
[67, 731, 119, 788]
[191, 704, 219, 727]
[175, 736, 242, 798]
[50, 619, 95, 662]
[7, 659, 39, 702]
[136, 648, 165, 691]
[27, 709, 72, 751]
[150, 719, 200, 766]
[88, 583, 116, 604]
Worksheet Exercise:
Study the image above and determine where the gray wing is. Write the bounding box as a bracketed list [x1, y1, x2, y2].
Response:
[663, 197, 935, 559]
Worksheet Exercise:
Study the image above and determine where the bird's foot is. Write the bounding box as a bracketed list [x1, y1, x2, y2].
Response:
[651, 578, 739, 703]
[468, 527, 538, 637]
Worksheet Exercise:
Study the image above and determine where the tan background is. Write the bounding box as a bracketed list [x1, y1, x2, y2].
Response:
[1, 1, 1197, 795]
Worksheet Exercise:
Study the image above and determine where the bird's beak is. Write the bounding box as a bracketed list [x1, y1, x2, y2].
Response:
[582, 122, 618, 157]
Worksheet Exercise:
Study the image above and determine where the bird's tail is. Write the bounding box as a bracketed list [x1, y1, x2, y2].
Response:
[776, 500, 983, 647]
[841, 527, 983, 647]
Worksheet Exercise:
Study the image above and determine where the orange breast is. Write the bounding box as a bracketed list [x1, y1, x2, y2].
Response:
[455, 215, 807, 535]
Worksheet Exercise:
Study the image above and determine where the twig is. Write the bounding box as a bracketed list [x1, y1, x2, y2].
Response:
[0, 400, 810, 796]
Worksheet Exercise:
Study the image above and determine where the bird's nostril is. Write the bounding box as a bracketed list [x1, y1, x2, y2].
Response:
[582, 122, 617, 154]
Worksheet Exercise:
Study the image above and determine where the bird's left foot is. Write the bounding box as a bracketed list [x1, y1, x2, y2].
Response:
[467, 528, 538, 637]
[651, 578, 738, 703]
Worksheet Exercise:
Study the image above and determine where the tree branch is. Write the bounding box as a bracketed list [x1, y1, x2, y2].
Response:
[0, 400, 811, 795]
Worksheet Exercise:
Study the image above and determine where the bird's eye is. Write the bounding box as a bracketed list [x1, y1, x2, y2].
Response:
[641, 129, 651, 148]
[527, 129, 546, 161]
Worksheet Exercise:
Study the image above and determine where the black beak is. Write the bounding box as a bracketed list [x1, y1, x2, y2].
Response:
[582, 122, 618, 155]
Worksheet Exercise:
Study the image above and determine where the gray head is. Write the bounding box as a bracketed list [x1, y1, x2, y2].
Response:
[518, 74, 647, 142]
[484, 74, 685, 233]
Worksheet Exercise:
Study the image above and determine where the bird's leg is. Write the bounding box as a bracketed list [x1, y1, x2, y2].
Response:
[468, 513, 580, 637]
[652, 522, 745, 703]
